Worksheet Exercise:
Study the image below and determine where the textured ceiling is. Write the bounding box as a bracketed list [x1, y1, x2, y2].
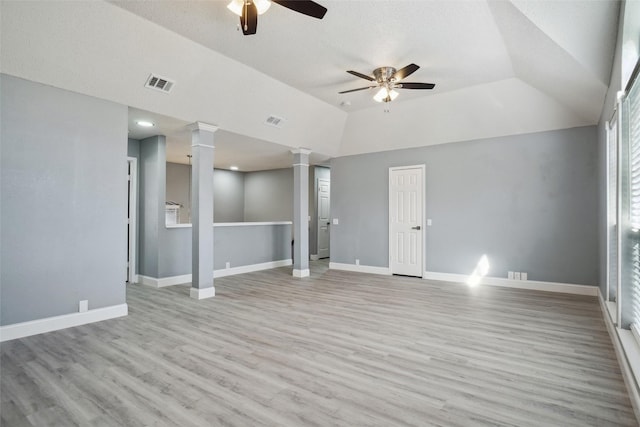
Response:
[0, 0, 621, 162]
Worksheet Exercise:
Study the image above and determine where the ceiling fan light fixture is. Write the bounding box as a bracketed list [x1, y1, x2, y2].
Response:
[227, 0, 271, 16]
[374, 87, 398, 102]
[254, 0, 271, 15]
[227, 0, 244, 16]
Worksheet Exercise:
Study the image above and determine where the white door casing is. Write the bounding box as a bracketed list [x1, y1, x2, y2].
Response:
[317, 178, 330, 259]
[389, 165, 424, 277]
[127, 157, 137, 284]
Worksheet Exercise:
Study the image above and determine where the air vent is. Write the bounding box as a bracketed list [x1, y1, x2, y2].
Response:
[265, 115, 285, 128]
[144, 74, 175, 93]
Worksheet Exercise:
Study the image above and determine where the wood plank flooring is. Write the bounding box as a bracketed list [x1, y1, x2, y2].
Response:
[1, 261, 637, 426]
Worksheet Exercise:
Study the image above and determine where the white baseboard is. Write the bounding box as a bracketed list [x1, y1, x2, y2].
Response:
[0, 303, 128, 342]
[310, 254, 320, 261]
[329, 262, 391, 276]
[598, 290, 640, 423]
[190, 287, 215, 300]
[138, 259, 293, 287]
[423, 271, 598, 296]
[293, 268, 310, 278]
[216, 259, 292, 278]
[139, 274, 192, 288]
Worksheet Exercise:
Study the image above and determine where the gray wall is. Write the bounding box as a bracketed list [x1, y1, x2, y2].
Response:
[138, 136, 167, 278]
[166, 162, 191, 224]
[166, 163, 246, 223]
[309, 166, 331, 256]
[1, 74, 128, 325]
[160, 225, 292, 277]
[214, 169, 245, 222]
[331, 126, 599, 286]
[244, 168, 293, 221]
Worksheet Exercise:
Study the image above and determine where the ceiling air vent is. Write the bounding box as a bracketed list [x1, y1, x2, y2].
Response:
[144, 74, 175, 93]
[265, 115, 285, 128]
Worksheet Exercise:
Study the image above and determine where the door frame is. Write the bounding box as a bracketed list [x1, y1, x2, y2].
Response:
[388, 164, 426, 278]
[127, 157, 138, 284]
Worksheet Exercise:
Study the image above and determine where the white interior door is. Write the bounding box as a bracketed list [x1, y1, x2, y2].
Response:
[317, 178, 330, 259]
[389, 166, 424, 277]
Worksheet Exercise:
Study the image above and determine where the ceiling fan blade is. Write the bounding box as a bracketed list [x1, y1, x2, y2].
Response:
[240, 2, 258, 35]
[393, 64, 420, 80]
[397, 82, 435, 90]
[347, 70, 375, 81]
[339, 86, 377, 94]
[272, 0, 327, 19]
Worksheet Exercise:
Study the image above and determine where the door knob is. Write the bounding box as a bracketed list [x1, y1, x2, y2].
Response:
[411, 226, 421, 230]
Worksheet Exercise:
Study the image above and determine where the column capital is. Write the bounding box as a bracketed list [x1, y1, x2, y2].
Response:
[187, 122, 219, 133]
[291, 148, 312, 155]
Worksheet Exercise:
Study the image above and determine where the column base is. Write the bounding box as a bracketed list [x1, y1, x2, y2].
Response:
[292, 269, 310, 278]
[190, 286, 215, 300]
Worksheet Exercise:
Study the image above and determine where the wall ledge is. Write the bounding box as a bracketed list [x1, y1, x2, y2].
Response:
[0, 303, 128, 342]
[166, 221, 293, 229]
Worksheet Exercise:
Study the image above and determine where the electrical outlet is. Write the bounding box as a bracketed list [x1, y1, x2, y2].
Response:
[332, 218, 339, 225]
[521, 272, 528, 281]
[355, 259, 360, 266]
[427, 219, 432, 226]
[508, 271, 514, 279]
[79, 300, 88, 313]
[225, 261, 231, 269]
[514, 272, 521, 280]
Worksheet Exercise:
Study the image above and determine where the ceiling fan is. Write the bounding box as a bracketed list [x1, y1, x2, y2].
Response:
[339, 64, 435, 103]
[227, 0, 327, 35]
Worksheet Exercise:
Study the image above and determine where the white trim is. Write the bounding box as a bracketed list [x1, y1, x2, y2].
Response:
[423, 271, 598, 296]
[389, 164, 426, 278]
[165, 221, 293, 229]
[291, 148, 312, 155]
[292, 268, 310, 278]
[138, 259, 293, 286]
[216, 259, 292, 278]
[598, 290, 640, 422]
[190, 287, 215, 300]
[215, 221, 292, 227]
[329, 262, 392, 276]
[127, 157, 137, 284]
[187, 122, 219, 133]
[0, 304, 128, 342]
[191, 143, 215, 149]
[310, 254, 320, 261]
[292, 163, 309, 167]
[139, 274, 192, 288]
[165, 223, 192, 228]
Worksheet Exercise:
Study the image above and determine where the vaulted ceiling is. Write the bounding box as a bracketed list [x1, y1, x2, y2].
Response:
[0, 0, 620, 166]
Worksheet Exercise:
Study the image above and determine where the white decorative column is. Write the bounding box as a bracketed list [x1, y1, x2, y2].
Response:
[292, 148, 311, 277]
[189, 122, 218, 299]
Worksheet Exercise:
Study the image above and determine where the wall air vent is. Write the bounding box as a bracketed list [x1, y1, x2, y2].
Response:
[265, 115, 285, 128]
[144, 74, 175, 93]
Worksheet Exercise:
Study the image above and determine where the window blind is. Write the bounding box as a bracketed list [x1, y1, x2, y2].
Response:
[628, 72, 640, 329]
[608, 118, 618, 302]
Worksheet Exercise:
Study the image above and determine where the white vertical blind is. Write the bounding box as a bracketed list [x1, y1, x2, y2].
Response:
[608, 118, 618, 301]
[628, 74, 640, 328]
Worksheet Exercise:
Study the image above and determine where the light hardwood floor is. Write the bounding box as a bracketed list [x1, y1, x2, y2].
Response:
[1, 261, 637, 426]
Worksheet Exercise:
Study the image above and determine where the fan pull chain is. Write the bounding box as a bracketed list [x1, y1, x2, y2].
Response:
[244, 0, 248, 31]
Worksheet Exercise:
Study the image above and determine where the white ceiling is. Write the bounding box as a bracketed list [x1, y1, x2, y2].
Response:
[0, 0, 621, 162]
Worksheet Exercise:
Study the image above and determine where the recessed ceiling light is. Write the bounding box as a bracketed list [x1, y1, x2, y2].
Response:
[136, 120, 154, 127]
[230, 166, 239, 171]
